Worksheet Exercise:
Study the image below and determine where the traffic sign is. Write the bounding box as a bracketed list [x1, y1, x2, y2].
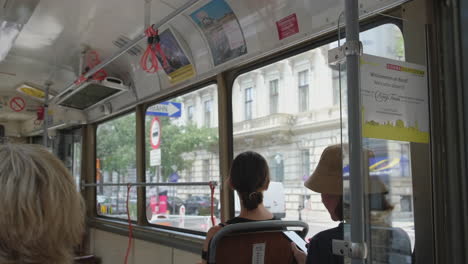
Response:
[147, 101, 182, 117]
[150, 117, 161, 149]
[9, 97, 26, 112]
[150, 149, 161, 166]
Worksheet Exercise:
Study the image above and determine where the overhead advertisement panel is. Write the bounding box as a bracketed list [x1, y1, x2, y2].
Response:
[157, 29, 195, 84]
[190, 0, 247, 66]
[360, 54, 429, 143]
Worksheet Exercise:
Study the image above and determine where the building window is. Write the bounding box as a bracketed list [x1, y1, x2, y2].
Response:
[204, 100, 212, 127]
[301, 150, 310, 180]
[269, 79, 279, 114]
[332, 69, 340, 106]
[269, 154, 284, 182]
[245, 88, 253, 120]
[298, 70, 309, 112]
[187, 105, 194, 123]
[202, 159, 210, 181]
[400, 195, 413, 212]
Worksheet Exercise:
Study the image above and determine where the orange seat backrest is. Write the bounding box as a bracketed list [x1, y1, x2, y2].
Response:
[215, 231, 295, 264]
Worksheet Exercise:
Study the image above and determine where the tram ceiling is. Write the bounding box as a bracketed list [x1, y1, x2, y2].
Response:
[0, 0, 410, 123]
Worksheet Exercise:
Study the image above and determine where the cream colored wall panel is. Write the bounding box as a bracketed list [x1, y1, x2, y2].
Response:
[134, 239, 172, 264]
[90, 229, 196, 264]
[173, 249, 199, 264]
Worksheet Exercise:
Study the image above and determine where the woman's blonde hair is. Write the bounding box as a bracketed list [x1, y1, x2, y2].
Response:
[0, 144, 85, 264]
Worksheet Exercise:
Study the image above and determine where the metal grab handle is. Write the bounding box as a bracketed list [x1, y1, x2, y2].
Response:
[81, 181, 217, 190]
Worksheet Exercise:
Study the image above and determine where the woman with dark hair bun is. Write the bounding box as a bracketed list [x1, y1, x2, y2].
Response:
[200, 151, 274, 263]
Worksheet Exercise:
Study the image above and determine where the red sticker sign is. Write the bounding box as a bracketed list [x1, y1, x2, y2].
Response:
[150, 117, 161, 149]
[276, 13, 299, 40]
[9, 97, 26, 112]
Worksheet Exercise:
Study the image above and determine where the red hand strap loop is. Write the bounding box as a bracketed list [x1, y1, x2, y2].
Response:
[124, 184, 133, 264]
[209, 181, 216, 226]
[141, 25, 167, 73]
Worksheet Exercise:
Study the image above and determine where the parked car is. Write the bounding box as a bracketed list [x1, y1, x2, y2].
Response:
[167, 196, 185, 214]
[185, 196, 218, 215]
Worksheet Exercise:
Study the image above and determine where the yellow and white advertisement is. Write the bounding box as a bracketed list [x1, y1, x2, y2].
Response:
[360, 54, 429, 143]
[157, 29, 195, 84]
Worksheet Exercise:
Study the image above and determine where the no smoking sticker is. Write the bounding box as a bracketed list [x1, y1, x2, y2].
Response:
[9, 97, 26, 112]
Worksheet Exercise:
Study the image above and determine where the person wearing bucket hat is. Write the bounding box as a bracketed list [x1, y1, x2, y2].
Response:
[291, 144, 396, 264]
[291, 144, 345, 264]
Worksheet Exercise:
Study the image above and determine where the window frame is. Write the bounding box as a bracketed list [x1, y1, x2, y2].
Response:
[94, 111, 138, 222]
[141, 81, 221, 236]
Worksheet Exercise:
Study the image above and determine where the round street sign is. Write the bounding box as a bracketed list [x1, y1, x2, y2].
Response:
[150, 117, 161, 149]
[9, 97, 26, 112]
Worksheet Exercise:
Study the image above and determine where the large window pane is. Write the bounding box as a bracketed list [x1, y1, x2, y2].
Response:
[145, 84, 220, 232]
[232, 24, 406, 240]
[96, 113, 137, 220]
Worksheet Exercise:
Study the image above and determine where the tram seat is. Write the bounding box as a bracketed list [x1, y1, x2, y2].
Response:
[370, 226, 413, 264]
[207, 220, 308, 264]
[74, 255, 101, 264]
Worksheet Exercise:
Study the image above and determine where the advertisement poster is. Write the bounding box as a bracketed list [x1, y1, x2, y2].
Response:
[157, 29, 195, 84]
[360, 54, 429, 143]
[190, 0, 247, 66]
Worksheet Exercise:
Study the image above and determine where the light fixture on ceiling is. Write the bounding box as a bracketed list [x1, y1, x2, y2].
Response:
[0, 0, 40, 59]
[15, 83, 54, 101]
[0, 20, 21, 62]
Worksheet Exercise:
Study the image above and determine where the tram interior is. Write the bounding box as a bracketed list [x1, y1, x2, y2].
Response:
[0, 0, 467, 263]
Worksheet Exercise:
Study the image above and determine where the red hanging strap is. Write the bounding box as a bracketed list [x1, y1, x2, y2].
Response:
[73, 50, 108, 85]
[124, 184, 133, 264]
[74, 75, 88, 85]
[140, 25, 167, 73]
[86, 50, 107, 81]
[209, 181, 216, 226]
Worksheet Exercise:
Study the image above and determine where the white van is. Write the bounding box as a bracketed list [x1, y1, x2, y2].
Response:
[234, 181, 286, 219]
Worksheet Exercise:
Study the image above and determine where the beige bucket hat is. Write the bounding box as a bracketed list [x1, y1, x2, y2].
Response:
[305, 144, 343, 195]
[305, 144, 387, 195]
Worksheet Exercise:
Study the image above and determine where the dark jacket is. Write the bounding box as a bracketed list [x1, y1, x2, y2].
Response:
[306, 223, 344, 264]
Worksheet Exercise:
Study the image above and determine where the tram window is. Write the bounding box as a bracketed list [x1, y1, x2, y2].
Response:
[96, 112, 137, 221]
[145, 84, 220, 232]
[232, 23, 405, 239]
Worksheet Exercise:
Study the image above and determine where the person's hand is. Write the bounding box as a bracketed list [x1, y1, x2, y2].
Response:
[203, 225, 223, 250]
[201, 225, 223, 264]
[291, 242, 307, 264]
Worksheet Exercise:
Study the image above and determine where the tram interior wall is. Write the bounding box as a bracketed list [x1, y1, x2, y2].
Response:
[89, 229, 198, 264]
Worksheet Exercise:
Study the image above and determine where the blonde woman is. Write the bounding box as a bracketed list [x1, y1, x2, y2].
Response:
[0, 144, 85, 264]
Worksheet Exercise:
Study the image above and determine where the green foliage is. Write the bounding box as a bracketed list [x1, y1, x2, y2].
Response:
[96, 114, 136, 177]
[395, 31, 405, 60]
[96, 112, 218, 183]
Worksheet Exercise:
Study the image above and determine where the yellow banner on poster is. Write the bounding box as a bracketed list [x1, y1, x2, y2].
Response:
[360, 54, 429, 143]
[168, 64, 195, 84]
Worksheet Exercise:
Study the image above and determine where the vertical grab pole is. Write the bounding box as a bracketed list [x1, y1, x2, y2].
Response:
[344, 0, 366, 263]
[43, 82, 51, 148]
